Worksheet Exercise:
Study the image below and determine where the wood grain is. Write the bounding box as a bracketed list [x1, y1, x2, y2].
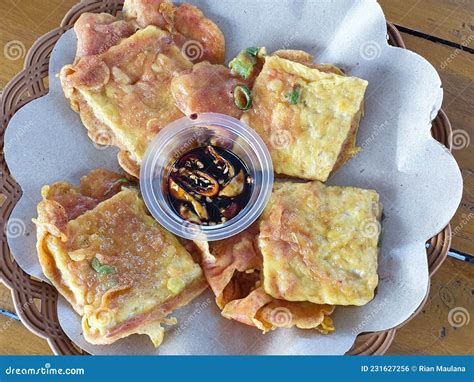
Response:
[0, 0, 77, 89]
[0, 0, 473, 355]
[379, 0, 474, 47]
[0, 284, 53, 354]
[388, 257, 474, 354]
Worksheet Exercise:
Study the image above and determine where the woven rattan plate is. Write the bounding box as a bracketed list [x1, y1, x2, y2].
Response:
[0, 1, 453, 355]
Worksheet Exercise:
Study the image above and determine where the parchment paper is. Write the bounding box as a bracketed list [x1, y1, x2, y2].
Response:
[4, 0, 463, 355]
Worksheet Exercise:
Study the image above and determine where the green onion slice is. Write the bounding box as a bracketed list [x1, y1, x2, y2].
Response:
[245, 47, 261, 57]
[91, 257, 115, 274]
[229, 51, 257, 79]
[234, 85, 253, 111]
[284, 84, 303, 105]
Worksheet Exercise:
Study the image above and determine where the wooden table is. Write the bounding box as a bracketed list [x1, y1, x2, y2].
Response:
[0, 0, 472, 355]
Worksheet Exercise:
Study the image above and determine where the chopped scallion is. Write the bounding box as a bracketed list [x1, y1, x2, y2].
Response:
[245, 47, 261, 57]
[229, 51, 257, 79]
[91, 257, 115, 274]
[233, 85, 253, 111]
[284, 84, 303, 105]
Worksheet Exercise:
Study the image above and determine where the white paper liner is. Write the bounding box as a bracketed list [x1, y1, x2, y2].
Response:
[4, 0, 462, 354]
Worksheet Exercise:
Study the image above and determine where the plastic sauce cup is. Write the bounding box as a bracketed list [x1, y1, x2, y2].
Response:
[140, 113, 274, 241]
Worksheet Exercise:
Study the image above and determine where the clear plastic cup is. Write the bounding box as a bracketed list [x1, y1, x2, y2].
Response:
[140, 113, 274, 241]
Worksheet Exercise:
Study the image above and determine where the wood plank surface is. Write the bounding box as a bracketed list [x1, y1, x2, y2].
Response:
[0, 0, 473, 355]
[0, 284, 53, 354]
[0, 0, 77, 90]
[388, 257, 474, 354]
[379, 0, 474, 47]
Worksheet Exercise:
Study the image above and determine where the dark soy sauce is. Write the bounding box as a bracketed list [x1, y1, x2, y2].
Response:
[167, 145, 253, 226]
